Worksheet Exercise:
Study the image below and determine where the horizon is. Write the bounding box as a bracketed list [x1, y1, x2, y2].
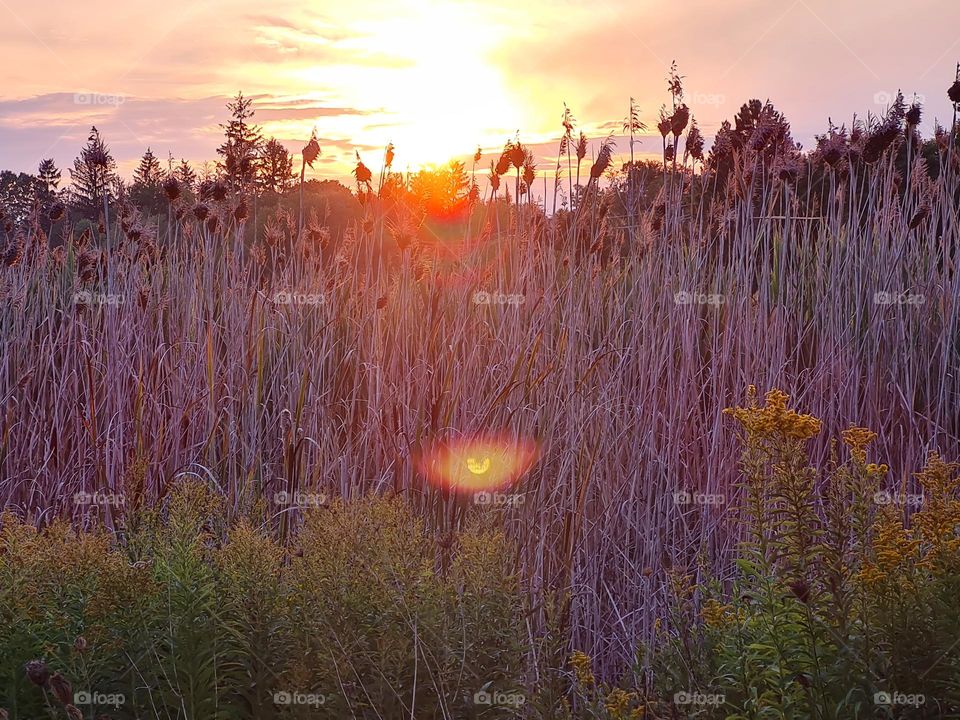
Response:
[1, 0, 958, 188]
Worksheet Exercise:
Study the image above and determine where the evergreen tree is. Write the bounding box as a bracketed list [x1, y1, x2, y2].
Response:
[69, 126, 116, 223]
[175, 159, 198, 191]
[37, 158, 61, 194]
[258, 138, 294, 195]
[130, 148, 165, 215]
[217, 93, 263, 195]
[133, 148, 163, 186]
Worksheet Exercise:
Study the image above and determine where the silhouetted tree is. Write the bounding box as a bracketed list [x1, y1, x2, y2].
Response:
[69, 126, 116, 224]
[259, 138, 295, 195]
[130, 148, 165, 216]
[0, 171, 45, 227]
[217, 93, 263, 195]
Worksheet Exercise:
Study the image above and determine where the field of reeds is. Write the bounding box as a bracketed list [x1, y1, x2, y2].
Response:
[2, 78, 960, 718]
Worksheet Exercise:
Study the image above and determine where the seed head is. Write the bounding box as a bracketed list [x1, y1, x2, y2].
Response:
[48, 672, 72, 705]
[24, 660, 50, 687]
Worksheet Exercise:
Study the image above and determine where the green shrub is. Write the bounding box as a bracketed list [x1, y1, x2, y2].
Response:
[0, 487, 528, 719]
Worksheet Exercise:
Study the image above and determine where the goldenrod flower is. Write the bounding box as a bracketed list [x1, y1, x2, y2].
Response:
[569, 650, 595, 687]
[604, 687, 637, 717]
[701, 598, 735, 628]
[843, 427, 877, 463]
[724, 388, 822, 441]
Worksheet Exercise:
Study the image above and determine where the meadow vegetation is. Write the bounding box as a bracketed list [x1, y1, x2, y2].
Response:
[1, 66, 959, 718]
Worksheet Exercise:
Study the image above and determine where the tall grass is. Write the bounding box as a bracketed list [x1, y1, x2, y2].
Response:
[1, 109, 958, 680]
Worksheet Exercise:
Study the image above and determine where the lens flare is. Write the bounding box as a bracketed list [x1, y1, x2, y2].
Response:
[415, 434, 540, 494]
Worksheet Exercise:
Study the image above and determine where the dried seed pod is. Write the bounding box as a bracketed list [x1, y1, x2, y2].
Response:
[24, 660, 50, 687]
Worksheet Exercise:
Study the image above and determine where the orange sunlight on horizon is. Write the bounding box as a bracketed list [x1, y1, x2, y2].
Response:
[288, 3, 527, 171]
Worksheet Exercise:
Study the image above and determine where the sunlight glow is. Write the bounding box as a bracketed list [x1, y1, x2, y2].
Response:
[415, 434, 540, 494]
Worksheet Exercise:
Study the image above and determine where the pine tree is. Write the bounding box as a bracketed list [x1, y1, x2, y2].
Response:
[133, 148, 163, 186]
[176, 159, 198, 191]
[38, 159, 61, 194]
[69, 126, 116, 223]
[258, 138, 294, 195]
[130, 148, 165, 216]
[217, 93, 263, 195]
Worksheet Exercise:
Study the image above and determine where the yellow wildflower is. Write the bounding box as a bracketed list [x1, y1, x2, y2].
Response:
[859, 506, 919, 588]
[842, 426, 877, 463]
[569, 650, 595, 687]
[701, 598, 735, 628]
[724, 388, 822, 441]
[604, 687, 637, 718]
[911, 452, 960, 562]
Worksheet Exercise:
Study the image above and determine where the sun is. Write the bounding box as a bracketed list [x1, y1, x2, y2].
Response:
[340, 3, 523, 167]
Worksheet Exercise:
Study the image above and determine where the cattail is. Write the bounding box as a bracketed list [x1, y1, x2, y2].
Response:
[3, 241, 23, 267]
[48, 202, 65, 222]
[949, 80, 960, 105]
[302, 137, 321, 167]
[664, 143, 675, 163]
[206, 215, 219, 234]
[908, 207, 929, 230]
[494, 151, 511, 177]
[211, 181, 228, 202]
[657, 108, 672, 138]
[670, 104, 690, 138]
[78, 250, 99, 283]
[590, 138, 615, 180]
[73, 636, 88, 654]
[193, 203, 209, 222]
[576, 132, 588, 162]
[474, 146, 482, 163]
[234, 201, 249, 222]
[24, 660, 50, 687]
[384, 142, 395, 169]
[686, 123, 704, 162]
[522, 151, 536, 190]
[905, 103, 922, 128]
[509, 140, 525, 170]
[162, 175, 181, 202]
[65, 705, 83, 720]
[48, 672, 72, 704]
[354, 152, 373, 185]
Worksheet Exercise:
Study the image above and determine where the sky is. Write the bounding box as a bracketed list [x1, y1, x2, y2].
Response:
[0, 0, 958, 189]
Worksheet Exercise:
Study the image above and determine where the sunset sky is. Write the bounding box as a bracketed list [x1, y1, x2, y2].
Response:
[1, 0, 957, 187]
